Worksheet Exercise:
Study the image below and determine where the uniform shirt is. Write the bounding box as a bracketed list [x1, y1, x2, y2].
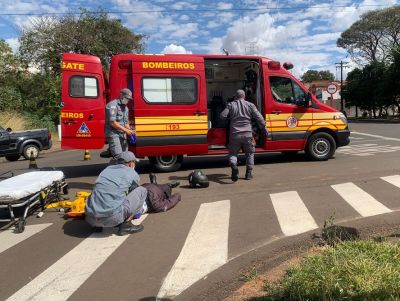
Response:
[220, 98, 266, 137]
[85, 164, 140, 218]
[105, 99, 129, 137]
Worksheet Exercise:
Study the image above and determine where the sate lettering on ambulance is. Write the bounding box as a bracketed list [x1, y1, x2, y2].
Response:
[142, 62, 195, 70]
[62, 62, 85, 71]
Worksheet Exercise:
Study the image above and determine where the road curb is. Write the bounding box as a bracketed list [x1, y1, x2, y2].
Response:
[175, 211, 400, 301]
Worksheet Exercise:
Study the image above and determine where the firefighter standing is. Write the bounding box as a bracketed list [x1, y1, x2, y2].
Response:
[104, 88, 135, 159]
[220, 89, 266, 181]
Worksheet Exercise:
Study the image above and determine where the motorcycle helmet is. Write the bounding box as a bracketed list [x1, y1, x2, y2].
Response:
[188, 170, 209, 188]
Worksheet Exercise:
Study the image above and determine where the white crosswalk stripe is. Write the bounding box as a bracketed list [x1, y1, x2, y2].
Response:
[381, 175, 400, 189]
[331, 183, 392, 217]
[0, 223, 52, 254]
[158, 200, 230, 299]
[6, 215, 147, 301]
[270, 191, 318, 236]
[2, 175, 400, 300]
[337, 143, 400, 156]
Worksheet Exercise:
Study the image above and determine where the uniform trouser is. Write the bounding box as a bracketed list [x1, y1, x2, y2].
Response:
[228, 134, 255, 169]
[107, 135, 128, 158]
[85, 187, 147, 228]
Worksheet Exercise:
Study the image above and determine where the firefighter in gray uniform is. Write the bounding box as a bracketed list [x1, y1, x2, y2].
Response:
[220, 89, 266, 181]
[105, 88, 135, 159]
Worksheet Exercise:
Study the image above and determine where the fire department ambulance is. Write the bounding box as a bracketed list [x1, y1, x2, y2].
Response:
[61, 53, 350, 172]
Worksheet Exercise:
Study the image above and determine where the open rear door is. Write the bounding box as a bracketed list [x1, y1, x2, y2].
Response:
[61, 53, 106, 149]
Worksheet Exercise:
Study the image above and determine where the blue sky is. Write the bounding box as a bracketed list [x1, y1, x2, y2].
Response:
[0, 0, 399, 77]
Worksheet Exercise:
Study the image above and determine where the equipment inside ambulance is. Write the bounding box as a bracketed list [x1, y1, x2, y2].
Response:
[60, 53, 350, 172]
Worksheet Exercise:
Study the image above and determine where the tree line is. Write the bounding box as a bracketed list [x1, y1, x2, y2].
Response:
[338, 6, 400, 118]
[0, 10, 145, 130]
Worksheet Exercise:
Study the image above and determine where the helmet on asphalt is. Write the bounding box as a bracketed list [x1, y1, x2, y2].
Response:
[188, 170, 209, 188]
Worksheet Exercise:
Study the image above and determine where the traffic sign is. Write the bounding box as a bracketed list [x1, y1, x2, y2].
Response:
[327, 83, 338, 94]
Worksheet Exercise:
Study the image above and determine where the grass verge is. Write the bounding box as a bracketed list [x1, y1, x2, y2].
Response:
[251, 240, 400, 301]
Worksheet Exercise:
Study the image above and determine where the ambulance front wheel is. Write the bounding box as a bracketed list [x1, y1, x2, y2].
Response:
[305, 132, 336, 161]
[149, 155, 183, 172]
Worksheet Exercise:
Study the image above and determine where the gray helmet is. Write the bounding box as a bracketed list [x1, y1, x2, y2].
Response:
[188, 170, 209, 188]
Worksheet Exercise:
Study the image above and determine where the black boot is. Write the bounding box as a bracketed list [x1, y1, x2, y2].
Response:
[167, 181, 180, 188]
[149, 173, 157, 184]
[93, 226, 103, 233]
[245, 168, 253, 180]
[231, 164, 239, 182]
[117, 222, 144, 236]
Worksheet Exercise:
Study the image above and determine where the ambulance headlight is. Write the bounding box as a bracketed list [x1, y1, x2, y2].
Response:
[338, 113, 347, 125]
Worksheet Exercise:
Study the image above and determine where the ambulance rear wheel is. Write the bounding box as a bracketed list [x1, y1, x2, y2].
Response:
[149, 155, 183, 172]
[306, 132, 336, 161]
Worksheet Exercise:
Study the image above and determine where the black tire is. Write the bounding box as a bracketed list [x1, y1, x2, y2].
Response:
[5, 154, 21, 161]
[23, 144, 40, 160]
[149, 155, 183, 172]
[17, 220, 26, 233]
[305, 132, 336, 161]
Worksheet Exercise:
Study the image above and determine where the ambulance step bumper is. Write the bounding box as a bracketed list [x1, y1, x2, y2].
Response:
[337, 129, 350, 147]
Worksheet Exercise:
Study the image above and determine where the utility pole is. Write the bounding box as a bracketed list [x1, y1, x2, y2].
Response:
[335, 61, 349, 112]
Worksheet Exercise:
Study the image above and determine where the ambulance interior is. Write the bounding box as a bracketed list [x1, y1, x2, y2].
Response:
[204, 59, 263, 148]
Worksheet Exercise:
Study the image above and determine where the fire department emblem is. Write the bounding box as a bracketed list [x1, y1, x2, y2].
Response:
[286, 116, 298, 128]
[76, 122, 91, 137]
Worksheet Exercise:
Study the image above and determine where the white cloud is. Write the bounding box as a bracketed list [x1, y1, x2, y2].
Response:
[162, 44, 192, 54]
[180, 14, 190, 21]
[217, 2, 233, 10]
[5, 38, 19, 53]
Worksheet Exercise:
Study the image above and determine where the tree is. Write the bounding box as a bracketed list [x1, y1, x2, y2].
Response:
[0, 39, 23, 111]
[337, 6, 400, 63]
[19, 10, 146, 73]
[301, 70, 335, 82]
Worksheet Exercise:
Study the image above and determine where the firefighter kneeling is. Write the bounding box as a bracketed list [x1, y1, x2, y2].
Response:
[85, 151, 181, 236]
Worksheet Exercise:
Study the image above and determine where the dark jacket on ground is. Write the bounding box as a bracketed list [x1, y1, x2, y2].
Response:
[142, 183, 181, 213]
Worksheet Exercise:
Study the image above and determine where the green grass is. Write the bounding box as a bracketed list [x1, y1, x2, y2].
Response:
[251, 240, 400, 301]
[0, 111, 56, 132]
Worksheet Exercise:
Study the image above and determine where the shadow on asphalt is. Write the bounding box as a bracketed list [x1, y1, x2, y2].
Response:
[138, 297, 172, 301]
[62, 219, 93, 238]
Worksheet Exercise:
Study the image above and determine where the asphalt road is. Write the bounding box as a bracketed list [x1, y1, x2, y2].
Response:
[1, 122, 400, 300]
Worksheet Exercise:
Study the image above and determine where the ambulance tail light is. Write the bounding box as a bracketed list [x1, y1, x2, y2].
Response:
[118, 60, 132, 69]
[268, 61, 281, 70]
[283, 62, 294, 70]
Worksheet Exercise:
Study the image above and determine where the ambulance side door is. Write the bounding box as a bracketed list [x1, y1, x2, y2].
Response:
[266, 74, 311, 150]
[61, 54, 106, 149]
[132, 58, 208, 157]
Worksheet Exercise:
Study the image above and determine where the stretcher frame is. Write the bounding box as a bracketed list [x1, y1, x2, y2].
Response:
[0, 171, 68, 233]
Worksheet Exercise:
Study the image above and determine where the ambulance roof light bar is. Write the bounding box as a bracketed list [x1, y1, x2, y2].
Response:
[268, 61, 280, 70]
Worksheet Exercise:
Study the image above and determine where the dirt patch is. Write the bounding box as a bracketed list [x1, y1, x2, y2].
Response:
[224, 246, 326, 301]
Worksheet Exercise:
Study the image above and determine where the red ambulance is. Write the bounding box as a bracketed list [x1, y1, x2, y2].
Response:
[61, 53, 350, 172]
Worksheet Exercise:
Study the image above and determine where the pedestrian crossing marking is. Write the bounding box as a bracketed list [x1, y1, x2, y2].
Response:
[337, 144, 400, 156]
[381, 175, 400, 189]
[270, 191, 318, 236]
[158, 200, 230, 299]
[0, 223, 52, 254]
[331, 183, 392, 217]
[6, 215, 147, 301]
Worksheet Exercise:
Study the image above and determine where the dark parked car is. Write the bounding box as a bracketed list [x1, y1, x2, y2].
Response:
[0, 126, 52, 161]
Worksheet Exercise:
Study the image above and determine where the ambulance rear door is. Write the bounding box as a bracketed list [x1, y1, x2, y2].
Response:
[61, 53, 106, 149]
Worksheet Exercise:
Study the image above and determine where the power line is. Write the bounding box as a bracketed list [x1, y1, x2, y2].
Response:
[0, 3, 393, 16]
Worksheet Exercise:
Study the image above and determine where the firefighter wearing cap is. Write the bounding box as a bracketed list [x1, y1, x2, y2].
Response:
[104, 88, 135, 159]
[220, 89, 266, 181]
[85, 151, 145, 236]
